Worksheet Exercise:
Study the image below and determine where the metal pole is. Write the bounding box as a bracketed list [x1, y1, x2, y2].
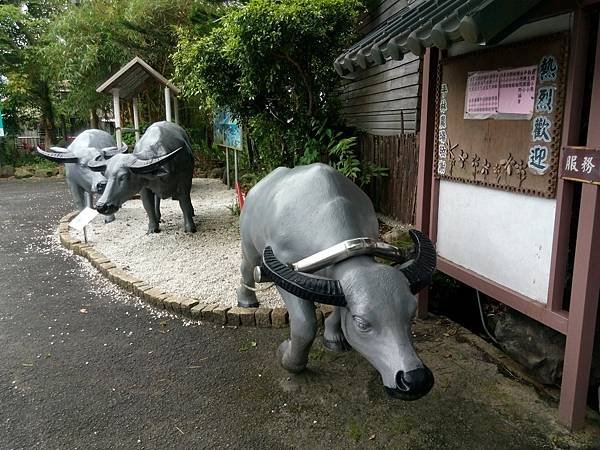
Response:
[234, 149, 238, 186]
[111, 88, 122, 147]
[173, 96, 179, 124]
[225, 147, 230, 189]
[164, 87, 172, 122]
[132, 96, 140, 143]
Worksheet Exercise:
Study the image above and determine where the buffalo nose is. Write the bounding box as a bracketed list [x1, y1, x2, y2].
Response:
[96, 203, 108, 214]
[385, 367, 434, 400]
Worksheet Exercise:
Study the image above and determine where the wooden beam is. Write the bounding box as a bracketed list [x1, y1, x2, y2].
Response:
[164, 87, 172, 123]
[558, 16, 600, 430]
[111, 88, 122, 148]
[548, 8, 591, 312]
[132, 96, 140, 143]
[415, 47, 439, 318]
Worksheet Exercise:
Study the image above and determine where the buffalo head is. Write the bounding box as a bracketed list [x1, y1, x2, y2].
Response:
[257, 229, 436, 400]
[88, 148, 183, 215]
[36, 145, 127, 194]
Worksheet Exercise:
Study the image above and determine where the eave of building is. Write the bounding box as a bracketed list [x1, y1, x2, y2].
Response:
[335, 0, 544, 79]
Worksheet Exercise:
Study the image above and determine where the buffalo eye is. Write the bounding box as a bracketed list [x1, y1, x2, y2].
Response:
[352, 315, 371, 332]
[118, 173, 128, 183]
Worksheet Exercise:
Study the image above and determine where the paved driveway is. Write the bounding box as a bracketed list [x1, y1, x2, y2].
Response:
[1, 178, 598, 449]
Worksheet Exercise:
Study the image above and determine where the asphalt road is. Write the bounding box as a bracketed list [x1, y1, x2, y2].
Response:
[1, 178, 598, 450]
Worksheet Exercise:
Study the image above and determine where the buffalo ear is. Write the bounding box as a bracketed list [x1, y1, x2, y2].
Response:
[36, 146, 79, 164]
[128, 147, 183, 174]
[87, 156, 107, 173]
[102, 144, 128, 159]
[131, 167, 170, 179]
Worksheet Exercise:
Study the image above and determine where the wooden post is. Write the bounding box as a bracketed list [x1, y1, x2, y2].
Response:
[558, 20, 600, 430]
[132, 96, 140, 143]
[548, 9, 590, 312]
[173, 96, 180, 124]
[111, 88, 122, 147]
[415, 47, 439, 318]
[164, 87, 172, 122]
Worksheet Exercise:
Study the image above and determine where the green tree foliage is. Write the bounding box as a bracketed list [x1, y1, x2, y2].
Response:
[0, 0, 66, 144]
[173, 0, 363, 171]
[43, 0, 206, 122]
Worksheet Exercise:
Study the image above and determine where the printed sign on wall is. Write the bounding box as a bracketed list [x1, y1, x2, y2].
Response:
[464, 66, 537, 120]
[434, 33, 568, 198]
[560, 147, 600, 184]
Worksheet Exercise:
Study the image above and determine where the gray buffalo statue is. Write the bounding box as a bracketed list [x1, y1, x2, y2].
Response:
[238, 163, 437, 400]
[36, 129, 127, 223]
[88, 121, 196, 233]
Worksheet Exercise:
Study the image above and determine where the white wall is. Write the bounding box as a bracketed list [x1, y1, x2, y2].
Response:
[436, 180, 556, 303]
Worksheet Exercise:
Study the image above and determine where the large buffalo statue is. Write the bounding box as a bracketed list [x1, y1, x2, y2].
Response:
[239, 163, 437, 400]
[88, 121, 196, 233]
[36, 129, 126, 223]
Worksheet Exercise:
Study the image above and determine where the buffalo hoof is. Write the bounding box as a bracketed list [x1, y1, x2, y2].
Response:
[103, 214, 115, 224]
[237, 287, 258, 308]
[322, 334, 352, 352]
[277, 339, 306, 373]
[185, 223, 197, 233]
[147, 226, 160, 234]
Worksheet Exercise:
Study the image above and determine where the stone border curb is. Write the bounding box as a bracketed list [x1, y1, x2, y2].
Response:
[57, 212, 334, 328]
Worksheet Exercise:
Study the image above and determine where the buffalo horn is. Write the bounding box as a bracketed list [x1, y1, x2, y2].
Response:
[399, 229, 437, 294]
[36, 146, 79, 164]
[128, 147, 183, 174]
[257, 246, 346, 307]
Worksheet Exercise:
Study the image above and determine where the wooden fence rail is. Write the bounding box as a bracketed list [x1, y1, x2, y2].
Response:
[358, 133, 419, 224]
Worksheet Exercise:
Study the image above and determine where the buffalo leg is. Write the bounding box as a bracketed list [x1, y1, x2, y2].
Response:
[178, 191, 196, 233]
[67, 180, 86, 211]
[237, 250, 259, 307]
[84, 191, 93, 209]
[277, 290, 316, 373]
[154, 196, 161, 223]
[323, 307, 351, 352]
[141, 188, 160, 233]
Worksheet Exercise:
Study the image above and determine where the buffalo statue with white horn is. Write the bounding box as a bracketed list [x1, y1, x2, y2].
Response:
[239, 163, 437, 400]
[88, 121, 196, 233]
[36, 129, 127, 223]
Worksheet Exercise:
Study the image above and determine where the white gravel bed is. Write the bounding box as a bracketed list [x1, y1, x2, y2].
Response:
[71, 178, 283, 308]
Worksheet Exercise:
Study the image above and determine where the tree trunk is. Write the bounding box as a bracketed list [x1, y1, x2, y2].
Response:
[38, 81, 56, 148]
[61, 115, 67, 143]
[90, 109, 99, 129]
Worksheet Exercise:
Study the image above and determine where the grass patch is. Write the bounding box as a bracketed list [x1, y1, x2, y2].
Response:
[347, 419, 362, 443]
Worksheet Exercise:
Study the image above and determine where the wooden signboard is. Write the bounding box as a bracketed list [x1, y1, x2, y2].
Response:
[560, 147, 600, 184]
[434, 33, 569, 198]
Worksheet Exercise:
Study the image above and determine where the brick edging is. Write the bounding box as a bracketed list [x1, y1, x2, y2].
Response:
[57, 212, 334, 328]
